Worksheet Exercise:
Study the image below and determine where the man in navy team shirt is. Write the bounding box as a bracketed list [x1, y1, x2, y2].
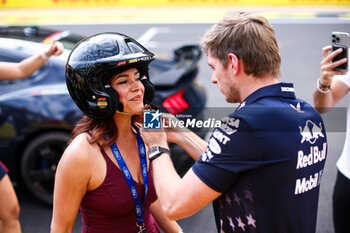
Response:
[142, 12, 327, 233]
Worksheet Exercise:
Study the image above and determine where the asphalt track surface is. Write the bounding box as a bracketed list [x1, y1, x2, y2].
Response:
[4, 6, 350, 233]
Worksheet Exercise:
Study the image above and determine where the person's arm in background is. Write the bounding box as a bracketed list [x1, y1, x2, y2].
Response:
[162, 114, 208, 161]
[0, 174, 21, 233]
[313, 45, 350, 113]
[0, 40, 64, 81]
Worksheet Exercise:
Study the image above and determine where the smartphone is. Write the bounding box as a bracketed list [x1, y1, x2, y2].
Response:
[331, 31, 349, 72]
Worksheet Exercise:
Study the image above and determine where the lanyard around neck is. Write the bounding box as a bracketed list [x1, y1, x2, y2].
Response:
[110, 127, 148, 226]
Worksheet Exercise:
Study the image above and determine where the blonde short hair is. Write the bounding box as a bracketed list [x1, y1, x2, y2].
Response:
[200, 12, 281, 78]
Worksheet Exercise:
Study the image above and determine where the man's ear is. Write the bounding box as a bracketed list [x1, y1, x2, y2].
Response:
[227, 53, 239, 75]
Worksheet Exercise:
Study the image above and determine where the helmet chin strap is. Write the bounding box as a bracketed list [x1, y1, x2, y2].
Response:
[115, 110, 143, 116]
[114, 104, 157, 116]
[115, 110, 134, 116]
[115, 105, 147, 116]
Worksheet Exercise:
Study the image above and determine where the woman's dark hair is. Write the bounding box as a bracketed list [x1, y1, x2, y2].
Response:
[69, 115, 142, 149]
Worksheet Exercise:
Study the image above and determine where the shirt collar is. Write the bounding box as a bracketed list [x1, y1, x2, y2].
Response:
[239, 82, 296, 108]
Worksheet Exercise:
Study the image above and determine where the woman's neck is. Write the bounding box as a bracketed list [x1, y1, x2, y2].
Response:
[114, 112, 135, 140]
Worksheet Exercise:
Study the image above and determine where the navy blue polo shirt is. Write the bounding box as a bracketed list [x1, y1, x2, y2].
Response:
[0, 161, 8, 180]
[192, 82, 327, 233]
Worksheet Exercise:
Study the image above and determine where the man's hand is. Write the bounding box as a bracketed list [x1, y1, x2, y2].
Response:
[141, 124, 169, 150]
[162, 113, 190, 144]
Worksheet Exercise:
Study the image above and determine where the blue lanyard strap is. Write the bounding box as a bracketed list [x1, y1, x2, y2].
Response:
[110, 128, 148, 225]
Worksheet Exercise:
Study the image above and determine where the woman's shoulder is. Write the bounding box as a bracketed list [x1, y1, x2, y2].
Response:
[56, 132, 99, 189]
[60, 132, 97, 168]
[67, 132, 93, 153]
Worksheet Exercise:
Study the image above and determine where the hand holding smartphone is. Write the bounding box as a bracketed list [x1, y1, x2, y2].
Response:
[331, 31, 349, 72]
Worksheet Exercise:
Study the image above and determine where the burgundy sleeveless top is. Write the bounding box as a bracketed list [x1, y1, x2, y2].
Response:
[80, 143, 160, 233]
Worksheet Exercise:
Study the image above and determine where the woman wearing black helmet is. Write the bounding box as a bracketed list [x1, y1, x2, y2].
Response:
[50, 33, 182, 233]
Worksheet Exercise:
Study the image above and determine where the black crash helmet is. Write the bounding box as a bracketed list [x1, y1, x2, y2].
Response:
[65, 32, 155, 119]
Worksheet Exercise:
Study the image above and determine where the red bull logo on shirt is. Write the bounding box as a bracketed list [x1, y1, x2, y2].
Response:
[295, 120, 327, 195]
[299, 120, 324, 144]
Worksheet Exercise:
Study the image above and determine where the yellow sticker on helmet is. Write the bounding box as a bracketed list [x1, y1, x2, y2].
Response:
[97, 98, 108, 107]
